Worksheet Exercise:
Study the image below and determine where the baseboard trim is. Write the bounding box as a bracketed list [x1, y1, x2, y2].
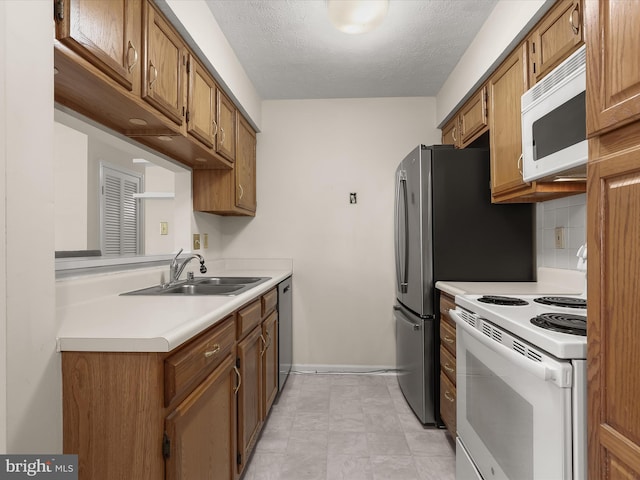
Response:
[291, 364, 397, 375]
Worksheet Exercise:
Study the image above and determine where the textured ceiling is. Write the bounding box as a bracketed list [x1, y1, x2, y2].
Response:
[205, 0, 499, 100]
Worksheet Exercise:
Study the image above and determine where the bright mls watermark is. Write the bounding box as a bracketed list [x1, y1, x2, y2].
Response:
[0, 456, 77, 479]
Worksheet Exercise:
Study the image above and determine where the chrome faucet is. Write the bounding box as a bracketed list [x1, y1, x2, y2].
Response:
[169, 248, 207, 285]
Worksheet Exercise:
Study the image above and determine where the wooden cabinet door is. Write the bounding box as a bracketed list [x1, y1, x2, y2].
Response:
[236, 326, 263, 474]
[165, 355, 237, 480]
[55, 0, 140, 91]
[585, 0, 640, 136]
[460, 86, 488, 147]
[489, 43, 530, 198]
[186, 56, 217, 148]
[236, 115, 257, 212]
[587, 127, 640, 480]
[441, 116, 460, 147]
[142, 1, 185, 126]
[217, 90, 236, 161]
[529, 0, 583, 85]
[262, 311, 278, 418]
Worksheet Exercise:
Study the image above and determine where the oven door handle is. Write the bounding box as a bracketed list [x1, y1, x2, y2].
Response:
[450, 309, 572, 388]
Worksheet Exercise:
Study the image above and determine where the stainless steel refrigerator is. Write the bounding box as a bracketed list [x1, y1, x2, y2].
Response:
[393, 145, 534, 425]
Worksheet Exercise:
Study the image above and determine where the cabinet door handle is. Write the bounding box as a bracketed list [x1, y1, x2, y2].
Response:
[265, 331, 272, 349]
[212, 119, 218, 137]
[517, 153, 523, 176]
[204, 344, 220, 358]
[233, 366, 241, 395]
[444, 391, 455, 403]
[220, 127, 226, 145]
[443, 363, 455, 373]
[451, 127, 457, 142]
[569, 2, 580, 35]
[443, 335, 454, 344]
[149, 63, 158, 88]
[260, 334, 267, 355]
[127, 41, 138, 73]
[238, 184, 244, 200]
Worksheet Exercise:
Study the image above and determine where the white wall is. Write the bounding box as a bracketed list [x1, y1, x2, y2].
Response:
[436, 0, 551, 124]
[0, 0, 7, 454]
[3, 1, 59, 452]
[205, 97, 441, 369]
[54, 122, 89, 251]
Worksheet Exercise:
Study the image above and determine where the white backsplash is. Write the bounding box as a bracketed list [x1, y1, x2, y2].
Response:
[536, 193, 586, 270]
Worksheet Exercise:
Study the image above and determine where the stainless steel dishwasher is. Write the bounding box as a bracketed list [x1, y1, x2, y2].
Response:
[277, 277, 292, 391]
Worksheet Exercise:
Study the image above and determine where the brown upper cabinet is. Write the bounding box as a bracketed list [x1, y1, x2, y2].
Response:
[192, 114, 257, 216]
[186, 55, 218, 149]
[54, 0, 260, 184]
[55, 0, 141, 92]
[217, 89, 237, 162]
[235, 115, 257, 212]
[459, 86, 489, 147]
[142, 1, 186, 126]
[528, 0, 583, 86]
[585, 0, 640, 137]
[441, 86, 488, 148]
[488, 43, 530, 200]
[441, 116, 460, 148]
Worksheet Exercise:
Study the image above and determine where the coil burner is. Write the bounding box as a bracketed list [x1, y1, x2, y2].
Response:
[530, 313, 587, 336]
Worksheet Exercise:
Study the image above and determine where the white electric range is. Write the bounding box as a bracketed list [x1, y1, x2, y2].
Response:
[451, 293, 587, 480]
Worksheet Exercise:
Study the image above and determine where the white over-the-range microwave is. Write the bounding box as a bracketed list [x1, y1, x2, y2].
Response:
[521, 45, 586, 182]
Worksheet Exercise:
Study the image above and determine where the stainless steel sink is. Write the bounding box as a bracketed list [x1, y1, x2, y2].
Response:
[121, 276, 271, 296]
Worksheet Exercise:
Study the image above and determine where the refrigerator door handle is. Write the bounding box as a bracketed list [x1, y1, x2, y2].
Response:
[395, 170, 409, 293]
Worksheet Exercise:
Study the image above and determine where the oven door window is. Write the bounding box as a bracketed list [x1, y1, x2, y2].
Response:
[457, 328, 573, 480]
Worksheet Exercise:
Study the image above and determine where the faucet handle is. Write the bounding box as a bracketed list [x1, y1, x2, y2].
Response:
[173, 248, 184, 261]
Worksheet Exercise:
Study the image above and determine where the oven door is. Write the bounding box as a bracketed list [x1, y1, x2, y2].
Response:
[451, 309, 574, 480]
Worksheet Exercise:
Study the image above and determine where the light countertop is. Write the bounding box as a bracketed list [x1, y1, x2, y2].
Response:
[436, 267, 586, 298]
[56, 259, 292, 353]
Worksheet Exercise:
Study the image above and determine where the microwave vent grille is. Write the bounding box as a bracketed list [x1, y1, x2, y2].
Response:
[523, 45, 586, 106]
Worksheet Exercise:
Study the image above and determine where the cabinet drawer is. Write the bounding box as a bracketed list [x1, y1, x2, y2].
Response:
[238, 299, 262, 339]
[439, 293, 456, 316]
[440, 345, 456, 386]
[261, 288, 277, 316]
[440, 372, 457, 437]
[164, 316, 235, 407]
[440, 317, 457, 356]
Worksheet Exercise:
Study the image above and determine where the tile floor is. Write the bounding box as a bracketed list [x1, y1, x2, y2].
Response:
[242, 373, 455, 480]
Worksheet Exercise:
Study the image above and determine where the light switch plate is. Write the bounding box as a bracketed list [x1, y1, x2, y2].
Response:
[203, 233, 209, 249]
[193, 233, 201, 250]
[160, 222, 168, 235]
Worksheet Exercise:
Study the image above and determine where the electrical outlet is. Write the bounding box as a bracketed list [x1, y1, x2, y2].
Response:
[193, 233, 201, 250]
[554, 227, 565, 249]
[160, 222, 168, 235]
[203, 233, 209, 249]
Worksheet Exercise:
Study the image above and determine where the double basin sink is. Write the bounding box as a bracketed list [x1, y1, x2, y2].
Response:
[122, 276, 271, 296]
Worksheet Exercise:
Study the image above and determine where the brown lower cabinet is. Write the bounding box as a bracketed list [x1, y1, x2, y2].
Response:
[439, 292, 457, 438]
[62, 286, 279, 480]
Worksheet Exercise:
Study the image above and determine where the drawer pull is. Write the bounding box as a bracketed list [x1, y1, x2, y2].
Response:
[204, 344, 221, 358]
[443, 335, 454, 344]
[444, 363, 455, 373]
[233, 366, 241, 395]
[444, 391, 455, 403]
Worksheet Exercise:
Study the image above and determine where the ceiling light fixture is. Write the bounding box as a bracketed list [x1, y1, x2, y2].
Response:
[327, 0, 389, 34]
